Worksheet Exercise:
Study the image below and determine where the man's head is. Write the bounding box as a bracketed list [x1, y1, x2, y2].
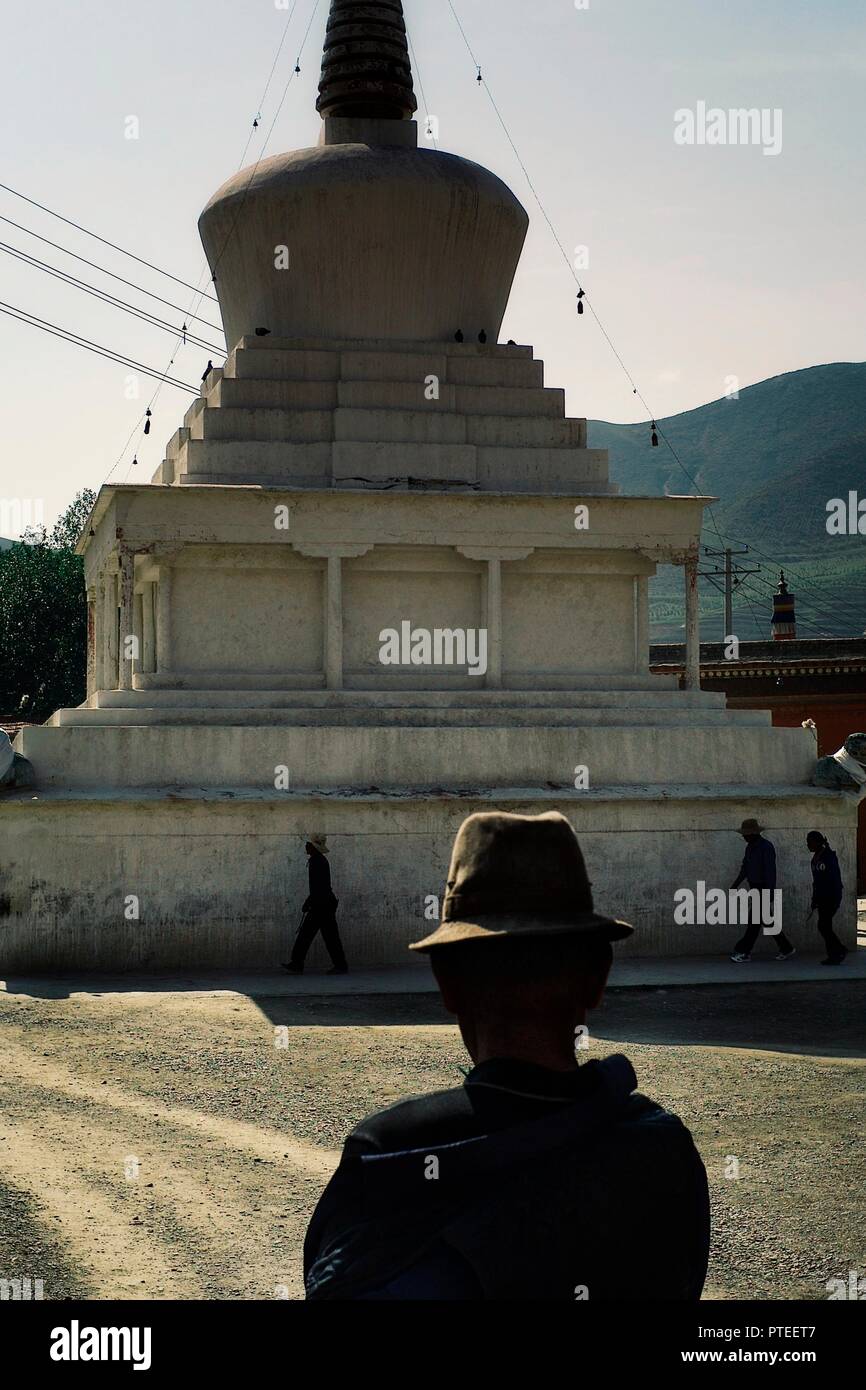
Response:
[806, 830, 827, 853]
[305, 833, 329, 857]
[739, 817, 764, 843]
[410, 810, 630, 1069]
[429, 932, 613, 1069]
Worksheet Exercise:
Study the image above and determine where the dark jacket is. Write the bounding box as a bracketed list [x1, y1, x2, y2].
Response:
[304, 1054, 710, 1301]
[304, 849, 338, 915]
[733, 836, 777, 890]
[810, 846, 843, 911]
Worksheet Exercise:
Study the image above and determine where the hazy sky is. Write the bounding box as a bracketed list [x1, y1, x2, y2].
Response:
[1, 0, 863, 535]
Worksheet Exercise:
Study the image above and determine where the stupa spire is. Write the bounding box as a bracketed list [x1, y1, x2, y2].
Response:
[317, 0, 417, 121]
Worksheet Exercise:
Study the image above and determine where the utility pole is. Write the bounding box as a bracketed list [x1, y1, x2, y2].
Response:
[701, 546, 761, 639]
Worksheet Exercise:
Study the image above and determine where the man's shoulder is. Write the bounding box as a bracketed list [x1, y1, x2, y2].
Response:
[344, 1079, 700, 1163]
[345, 1084, 475, 1156]
[613, 1092, 704, 1163]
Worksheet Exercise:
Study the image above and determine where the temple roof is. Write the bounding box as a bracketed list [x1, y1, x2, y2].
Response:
[317, 0, 417, 121]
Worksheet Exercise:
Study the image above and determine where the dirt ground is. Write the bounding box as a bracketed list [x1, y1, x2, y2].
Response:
[0, 979, 863, 1301]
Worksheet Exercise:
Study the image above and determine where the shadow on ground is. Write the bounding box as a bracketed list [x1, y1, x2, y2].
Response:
[3, 977, 864, 1058]
[254, 981, 866, 1058]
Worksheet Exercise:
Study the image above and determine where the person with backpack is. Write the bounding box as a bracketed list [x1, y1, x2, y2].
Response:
[806, 830, 847, 965]
[303, 810, 709, 1300]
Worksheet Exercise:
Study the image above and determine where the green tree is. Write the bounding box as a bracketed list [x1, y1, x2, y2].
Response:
[0, 489, 97, 722]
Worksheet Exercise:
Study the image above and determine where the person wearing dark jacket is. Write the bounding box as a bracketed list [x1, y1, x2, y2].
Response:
[806, 831, 847, 965]
[303, 811, 710, 1300]
[283, 834, 348, 975]
[730, 817, 795, 962]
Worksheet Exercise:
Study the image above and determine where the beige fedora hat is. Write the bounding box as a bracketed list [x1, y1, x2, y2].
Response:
[307, 833, 330, 854]
[410, 810, 633, 952]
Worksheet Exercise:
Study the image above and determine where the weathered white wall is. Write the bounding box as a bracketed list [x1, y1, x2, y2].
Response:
[16, 723, 817, 791]
[504, 572, 634, 676]
[172, 565, 323, 675]
[0, 790, 857, 970]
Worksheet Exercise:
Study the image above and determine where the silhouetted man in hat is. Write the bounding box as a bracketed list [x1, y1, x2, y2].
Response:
[303, 811, 709, 1300]
[729, 817, 795, 963]
[283, 834, 348, 976]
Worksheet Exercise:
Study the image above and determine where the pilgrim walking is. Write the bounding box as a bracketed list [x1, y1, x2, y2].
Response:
[806, 831, 847, 965]
[283, 834, 348, 975]
[729, 817, 795, 962]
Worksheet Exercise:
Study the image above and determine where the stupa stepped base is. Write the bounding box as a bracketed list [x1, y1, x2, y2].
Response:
[153, 338, 618, 495]
[47, 707, 774, 729]
[17, 716, 815, 792]
[0, 783, 857, 971]
[48, 685, 775, 730]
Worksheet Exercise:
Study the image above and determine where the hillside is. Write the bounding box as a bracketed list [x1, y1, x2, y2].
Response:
[589, 362, 866, 640]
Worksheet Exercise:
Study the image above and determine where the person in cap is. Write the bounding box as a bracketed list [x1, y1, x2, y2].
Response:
[283, 834, 348, 976]
[729, 818, 795, 963]
[805, 830, 847, 965]
[303, 811, 709, 1300]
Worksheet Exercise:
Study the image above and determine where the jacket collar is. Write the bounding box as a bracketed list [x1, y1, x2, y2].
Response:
[357, 1054, 638, 1199]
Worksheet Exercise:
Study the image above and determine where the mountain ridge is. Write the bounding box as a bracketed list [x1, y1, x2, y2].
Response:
[588, 362, 866, 640]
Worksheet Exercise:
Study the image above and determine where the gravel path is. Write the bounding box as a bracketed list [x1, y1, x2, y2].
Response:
[0, 981, 863, 1301]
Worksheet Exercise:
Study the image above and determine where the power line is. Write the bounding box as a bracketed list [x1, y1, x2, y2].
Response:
[202, 0, 323, 298]
[0, 240, 224, 354]
[736, 580, 837, 639]
[0, 301, 198, 393]
[731, 579, 765, 638]
[0, 6, 322, 489]
[406, 28, 437, 149]
[692, 557, 859, 636]
[444, 3, 729, 548]
[243, 0, 304, 162]
[724, 536, 866, 622]
[111, 0, 322, 485]
[0, 182, 220, 303]
[740, 557, 863, 624]
[0, 213, 224, 333]
[737, 572, 841, 636]
[445, 2, 861, 638]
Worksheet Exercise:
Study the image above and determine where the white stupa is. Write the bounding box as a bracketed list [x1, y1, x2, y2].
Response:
[6, 0, 857, 968]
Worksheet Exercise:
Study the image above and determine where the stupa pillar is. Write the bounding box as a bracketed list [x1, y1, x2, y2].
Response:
[95, 576, 106, 689]
[459, 546, 534, 688]
[485, 559, 503, 689]
[85, 585, 97, 698]
[132, 591, 144, 681]
[295, 544, 375, 690]
[156, 566, 173, 674]
[634, 575, 649, 673]
[141, 583, 156, 675]
[102, 569, 118, 691]
[325, 554, 343, 691]
[684, 553, 701, 690]
[118, 551, 136, 692]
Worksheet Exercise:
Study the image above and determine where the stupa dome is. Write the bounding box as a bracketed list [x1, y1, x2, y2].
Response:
[198, 0, 528, 349]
